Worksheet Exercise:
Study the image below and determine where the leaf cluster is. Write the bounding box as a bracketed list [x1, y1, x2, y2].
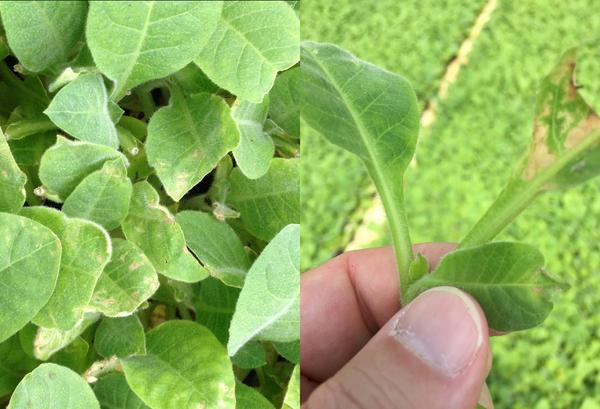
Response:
[0, 2, 299, 408]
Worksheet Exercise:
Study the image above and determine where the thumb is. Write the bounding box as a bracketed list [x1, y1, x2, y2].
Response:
[303, 287, 492, 409]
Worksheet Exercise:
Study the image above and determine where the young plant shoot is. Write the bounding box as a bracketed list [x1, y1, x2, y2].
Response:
[301, 42, 599, 332]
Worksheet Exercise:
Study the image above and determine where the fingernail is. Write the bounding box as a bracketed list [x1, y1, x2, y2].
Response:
[391, 286, 483, 377]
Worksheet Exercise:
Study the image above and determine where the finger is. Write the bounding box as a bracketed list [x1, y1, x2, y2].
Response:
[301, 243, 455, 382]
[303, 287, 491, 409]
[300, 374, 319, 403]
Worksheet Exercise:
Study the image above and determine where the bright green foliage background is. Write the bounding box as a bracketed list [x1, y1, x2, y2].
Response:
[303, 0, 600, 407]
[0, 1, 299, 408]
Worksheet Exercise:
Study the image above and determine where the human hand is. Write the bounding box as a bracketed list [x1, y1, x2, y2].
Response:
[301, 244, 494, 409]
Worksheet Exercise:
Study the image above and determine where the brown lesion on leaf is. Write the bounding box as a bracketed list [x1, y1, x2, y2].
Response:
[522, 49, 600, 181]
[564, 111, 600, 149]
[523, 105, 556, 181]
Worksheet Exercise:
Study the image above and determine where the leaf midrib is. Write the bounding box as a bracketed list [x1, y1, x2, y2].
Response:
[114, 1, 154, 98]
[305, 44, 412, 276]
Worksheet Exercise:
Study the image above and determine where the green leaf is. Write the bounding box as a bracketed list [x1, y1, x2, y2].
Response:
[407, 242, 565, 332]
[3, 118, 56, 142]
[91, 239, 159, 317]
[231, 341, 266, 369]
[44, 74, 119, 149]
[177, 211, 252, 287]
[94, 316, 146, 358]
[0, 335, 38, 399]
[194, 1, 300, 103]
[270, 67, 300, 138]
[228, 224, 299, 356]
[461, 49, 600, 248]
[228, 158, 299, 241]
[32, 313, 100, 361]
[193, 278, 240, 344]
[0, 213, 61, 343]
[171, 63, 219, 95]
[121, 182, 208, 283]
[273, 341, 300, 365]
[7, 131, 55, 207]
[146, 88, 239, 201]
[121, 321, 236, 409]
[162, 249, 210, 284]
[20, 207, 111, 329]
[49, 336, 89, 374]
[0, 1, 87, 72]
[8, 363, 100, 409]
[235, 382, 275, 409]
[300, 41, 420, 298]
[62, 158, 133, 230]
[38, 136, 128, 201]
[93, 372, 150, 409]
[0, 64, 50, 117]
[0, 128, 27, 213]
[231, 97, 275, 179]
[86, 1, 223, 100]
[282, 366, 300, 409]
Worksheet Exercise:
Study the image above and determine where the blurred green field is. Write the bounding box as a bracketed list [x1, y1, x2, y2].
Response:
[302, 0, 600, 407]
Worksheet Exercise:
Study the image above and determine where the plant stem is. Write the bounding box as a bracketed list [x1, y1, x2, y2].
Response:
[4, 118, 57, 140]
[368, 165, 413, 304]
[460, 130, 600, 248]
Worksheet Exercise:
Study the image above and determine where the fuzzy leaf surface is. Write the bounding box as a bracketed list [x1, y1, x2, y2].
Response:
[146, 89, 239, 201]
[93, 373, 150, 409]
[86, 1, 222, 100]
[0, 213, 61, 343]
[0, 129, 27, 213]
[121, 321, 236, 409]
[32, 313, 100, 361]
[228, 158, 299, 241]
[8, 363, 99, 409]
[44, 75, 119, 149]
[194, 1, 299, 102]
[121, 182, 207, 282]
[94, 316, 146, 358]
[0, 1, 87, 72]
[177, 211, 251, 288]
[228, 224, 299, 356]
[193, 278, 240, 344]
[231, 97, 274, 179]
[21, 207, 111, 330]
[38, 136, 127, 201]
[269, 67, 300, 138]
[91, 239, 159, 317]
[62, 158, 133, 230]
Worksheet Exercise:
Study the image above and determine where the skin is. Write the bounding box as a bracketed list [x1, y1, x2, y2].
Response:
[301, 244, 495, 409]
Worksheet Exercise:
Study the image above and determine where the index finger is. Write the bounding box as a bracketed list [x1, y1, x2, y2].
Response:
[301, 243, 456, 382]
